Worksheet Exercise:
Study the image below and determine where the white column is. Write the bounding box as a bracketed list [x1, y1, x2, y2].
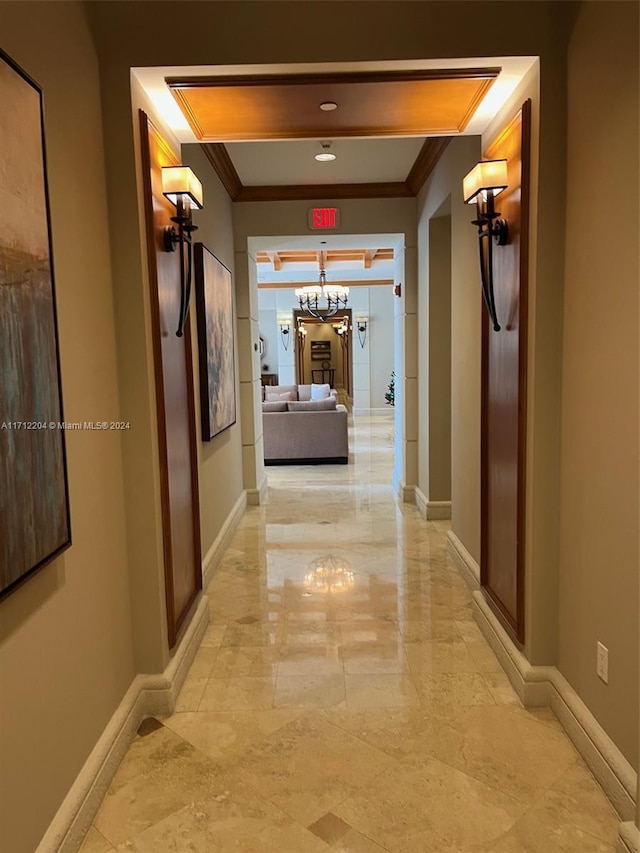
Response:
[235, 250, 266, 504]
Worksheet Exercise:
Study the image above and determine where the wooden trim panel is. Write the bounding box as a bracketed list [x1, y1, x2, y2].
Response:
[480, 100, 531, 646]
[166, 68, 502, 89]
[139, 110, 203, 649]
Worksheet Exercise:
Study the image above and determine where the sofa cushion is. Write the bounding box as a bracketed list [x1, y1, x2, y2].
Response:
[287, 398, 337, 412]
[267, 385, 298, 400]
[310, 383, 331, 400]
[265, 390, 294, 402]
[298, 384, 311, 401]
[262, 401, 288, 412]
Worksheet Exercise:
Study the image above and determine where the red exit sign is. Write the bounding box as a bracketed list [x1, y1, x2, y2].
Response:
[308, 207, 340, 230]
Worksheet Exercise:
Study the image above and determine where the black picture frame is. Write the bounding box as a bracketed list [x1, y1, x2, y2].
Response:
[194, 244, 237, 441]
[0, 48, 71, 600]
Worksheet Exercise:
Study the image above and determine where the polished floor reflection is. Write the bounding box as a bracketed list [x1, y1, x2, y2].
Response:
[83, 414, 619, 852]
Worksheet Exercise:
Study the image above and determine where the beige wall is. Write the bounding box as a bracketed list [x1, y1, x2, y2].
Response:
[1, 2, 637, 849]
[0, 4, 134, 852]
[427, 211, 452, 501]
[183, 144, 245, 561]
[558, 0, 639, 769]
[417, 137, 482, 558]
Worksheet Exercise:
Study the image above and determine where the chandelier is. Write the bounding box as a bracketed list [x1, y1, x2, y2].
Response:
[304, 555, 355, 595]
[295, 267, 349, 320]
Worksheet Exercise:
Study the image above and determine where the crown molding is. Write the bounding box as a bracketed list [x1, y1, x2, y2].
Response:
[406, 137, 452, 195]
[201, 143, 242, 200]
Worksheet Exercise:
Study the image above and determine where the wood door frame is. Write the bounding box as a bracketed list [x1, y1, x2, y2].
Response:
[139, 110, 203, 648]
[293, 310, 352, 390]
[480, 99, 531, 646]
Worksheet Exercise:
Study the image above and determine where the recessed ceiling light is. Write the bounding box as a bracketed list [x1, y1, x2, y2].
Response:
[320, 101, 338, 112]
[315, 141, 336, 162]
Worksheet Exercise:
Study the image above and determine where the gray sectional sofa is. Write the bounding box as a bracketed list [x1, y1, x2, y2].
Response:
[262, 384, 349, 465]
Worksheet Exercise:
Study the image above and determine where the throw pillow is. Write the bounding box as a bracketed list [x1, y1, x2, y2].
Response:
[262, 401, 287, 412]
[265, 390, 294, 402]
[287, 398, 337, 412]
[310, 383, 331, 400]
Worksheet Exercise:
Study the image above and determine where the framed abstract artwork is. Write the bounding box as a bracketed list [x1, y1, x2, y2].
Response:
[194, 244, 237, 440]
[0, 49, 71, 599]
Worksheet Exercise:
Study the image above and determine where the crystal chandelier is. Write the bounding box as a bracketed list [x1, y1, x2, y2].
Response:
[295, 266, 349, 320]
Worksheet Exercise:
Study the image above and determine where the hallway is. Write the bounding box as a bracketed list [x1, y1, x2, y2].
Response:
[82, 415, 619, 852]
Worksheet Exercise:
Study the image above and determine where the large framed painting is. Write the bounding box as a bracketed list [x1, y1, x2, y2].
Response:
[0, 49, 71, 599]
[194, 244, 237, 440]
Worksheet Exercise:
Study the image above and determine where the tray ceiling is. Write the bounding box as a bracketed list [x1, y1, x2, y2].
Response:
[168, 69, 499, 142]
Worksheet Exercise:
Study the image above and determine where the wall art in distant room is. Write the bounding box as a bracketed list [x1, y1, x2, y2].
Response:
[194, 244, 237, 440]
[0, 49, 71, 599]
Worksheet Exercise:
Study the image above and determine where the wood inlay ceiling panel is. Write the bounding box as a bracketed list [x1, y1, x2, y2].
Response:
[256, 248, 394, 268]
[168, 69, 499, 141]
[257, 279, 393, 289]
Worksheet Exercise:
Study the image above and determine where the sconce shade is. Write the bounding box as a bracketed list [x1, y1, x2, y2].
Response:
[162, 166, 203, 209]
[463, 159, 508, 204]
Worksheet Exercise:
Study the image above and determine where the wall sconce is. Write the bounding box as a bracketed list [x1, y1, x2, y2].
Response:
[332, 319, 348, 337]
[161, 166, 203, 337]
[463, 158, 509, 332]
[278, 321, 291, 350]
[356, 317, 368, 348]
[297, 321, 308, 352]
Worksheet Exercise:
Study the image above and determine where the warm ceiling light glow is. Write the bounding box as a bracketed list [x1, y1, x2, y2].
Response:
[315, 141, 336, 162]
[319, 101, 338, 111]
[161, 166, 203, 209]
[463, 159, 508, 204]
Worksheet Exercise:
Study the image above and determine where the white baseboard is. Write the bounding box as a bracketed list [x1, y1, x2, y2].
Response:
[446, 529, 480, 589]
[36, 596, 209, 853]
[392, 472, 415, 504]
[415, 487, 428, 518]
[402, 484, 416, 503]
[427, 500, 451, 520]
[202, 490, 247, 589]
[472, 591, 637, 825]
[246, 474, 268, 506]
[415, 489, 452, 520]
[618, 822, 640, 853]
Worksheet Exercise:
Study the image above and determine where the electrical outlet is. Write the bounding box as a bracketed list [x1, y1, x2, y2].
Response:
[596, 642, 609, 684]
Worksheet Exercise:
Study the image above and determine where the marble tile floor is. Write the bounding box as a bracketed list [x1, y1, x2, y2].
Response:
[81, 414, 619, 852]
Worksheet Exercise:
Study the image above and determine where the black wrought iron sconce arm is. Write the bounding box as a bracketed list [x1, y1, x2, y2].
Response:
[161, 166, 204, 338]
[356, 320, 368, 348]
[279, 323, 291, 350]
[472, 194, 508, 332]
[463, 159, 509, 333]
